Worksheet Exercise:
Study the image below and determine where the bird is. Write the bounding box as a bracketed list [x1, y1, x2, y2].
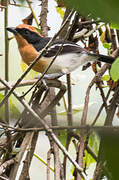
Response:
[7, 24, 115, 79]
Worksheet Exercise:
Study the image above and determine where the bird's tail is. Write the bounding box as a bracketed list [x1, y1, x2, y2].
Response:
[98, 54, 115, 64]
[89, 53, 115, 64]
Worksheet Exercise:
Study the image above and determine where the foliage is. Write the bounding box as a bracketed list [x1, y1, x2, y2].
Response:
[101, 74, 110, 82]
[63, 0, 119, 24]
[110, 57, 119, 81]
[17, 0, 25, 3]
[56, 7, 65, 19]
[110, 23, 119, 30]
[0, 93, 20, 120]
[58, 130, 68, 146]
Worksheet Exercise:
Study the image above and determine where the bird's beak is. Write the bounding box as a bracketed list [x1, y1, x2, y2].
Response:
[6, 27, 17, 34]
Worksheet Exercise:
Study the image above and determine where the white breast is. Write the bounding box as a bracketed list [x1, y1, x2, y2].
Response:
[47, 52, 98, 74]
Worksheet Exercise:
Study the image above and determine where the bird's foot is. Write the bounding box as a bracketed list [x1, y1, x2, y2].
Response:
[35, 72, 64, 89]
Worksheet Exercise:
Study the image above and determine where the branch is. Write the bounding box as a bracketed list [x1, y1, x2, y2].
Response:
[93, 161, 103, 180]
[40, 0, 49, 36]
[9, 132, 32, 180]
[0, 79, 37, 91]
[59, 8, 72, 39]
[0, 176, 8, 180]
[92, 87, 112, 126]
[81, 63, 110, 126]
[4, 0, 9, 123]
[0, 158, 15, 175]
[105, 85, 119, 126]
[67, 74, 73, 126]
[47, 148, 53, 180]
[2, 122, 119, 133]
[19, 132, 38, 180]
[0, 78, 88, 179]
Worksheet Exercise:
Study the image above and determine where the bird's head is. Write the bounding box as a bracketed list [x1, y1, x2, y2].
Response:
[7, 24, 42, 45]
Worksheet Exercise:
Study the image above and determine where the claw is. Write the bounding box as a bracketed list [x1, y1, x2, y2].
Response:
[41, 79, 48, 90]
[36, 72, 64, 90]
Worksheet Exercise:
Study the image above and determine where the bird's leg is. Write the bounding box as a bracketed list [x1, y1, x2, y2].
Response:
[43, 72, 64, 79]
[35, 72, 64, 90]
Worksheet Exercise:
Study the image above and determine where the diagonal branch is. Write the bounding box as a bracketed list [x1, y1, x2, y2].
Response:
[0, 77, 88, 180]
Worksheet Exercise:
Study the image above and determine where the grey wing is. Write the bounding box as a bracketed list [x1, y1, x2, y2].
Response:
[43, 40, 88, 57]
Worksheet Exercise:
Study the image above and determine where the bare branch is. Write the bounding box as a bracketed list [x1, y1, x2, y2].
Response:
[0, 79, 37, 91]
[0, 78, 88, 179]
[0, 158, 15, 175]
[47, 149, 53, 180]
[9, 132, 32, 180]
[19, 132, 38, 180]
[40, 0, 49, 36]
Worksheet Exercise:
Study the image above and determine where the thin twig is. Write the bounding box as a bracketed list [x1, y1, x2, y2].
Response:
[0, 176, 8, 180]
[105, 85, 119, 126]
[0, 79, 37, 91]
[92, 87, 112, 126]
[2, 122, 119, 133]
[47, 149, 53, 180]
[53, 143, 61, 180]
[67, 74, 73, 126]
[4, 0, 9, 124]
[40, 0, 48, 36]
[19, 132, 38, 180]
[26, 0, 39, 27]
[93, 161, 103, 180]
[81, 78, 95, 125]
[0, 78, 88, 180]
[9, 3, 28, 8]
[0, 158, 15, 175]
[9, 132, 32, 180]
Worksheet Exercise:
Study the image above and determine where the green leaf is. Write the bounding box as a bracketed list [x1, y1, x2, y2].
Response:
[35, 27, 41, 33]
[58, 130, 68, 146]
[84, 150, 95, 169]
[99, 130, 119, 179]
[0, 94, 5, 121]
[110, 57, 119, 81]
[100, 31, 106, 43]
[56, 7, 65, 19]
[63, 0, 119, 24]
[9, 98, 20, 119]
[103, 43, 111, 50]
[110, 23, 119, 30]
[88, 132, 99, 155]
[101, 74, 110, 81]
[17, 0, 25, 2]
[0, 93, 20, 120]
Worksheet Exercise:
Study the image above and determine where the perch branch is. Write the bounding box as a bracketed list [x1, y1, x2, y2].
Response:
[0, 79, 37, 91]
